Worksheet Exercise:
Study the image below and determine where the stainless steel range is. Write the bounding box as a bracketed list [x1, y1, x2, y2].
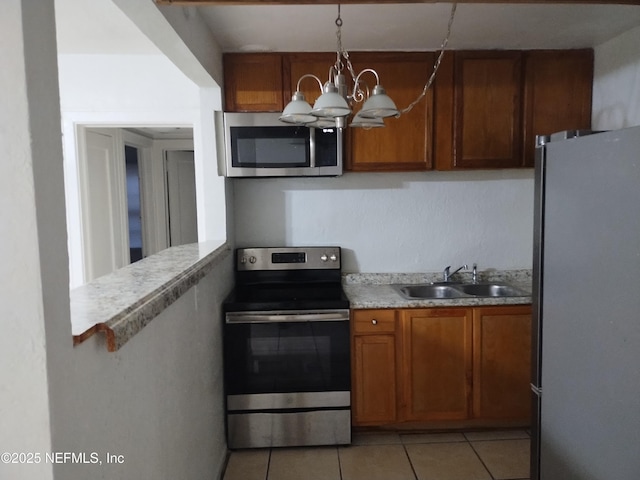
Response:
[222, 246, 351, 449]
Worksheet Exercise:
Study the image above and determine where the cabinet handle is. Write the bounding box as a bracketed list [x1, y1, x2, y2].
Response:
[372, 319, 378, 325]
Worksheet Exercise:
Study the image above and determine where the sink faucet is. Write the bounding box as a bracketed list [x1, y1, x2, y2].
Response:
[472, 263, 478, 284]
[443, 264, 467, 282]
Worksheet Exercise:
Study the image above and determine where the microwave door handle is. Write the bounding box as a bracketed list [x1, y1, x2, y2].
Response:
[309, 127, 316, 168]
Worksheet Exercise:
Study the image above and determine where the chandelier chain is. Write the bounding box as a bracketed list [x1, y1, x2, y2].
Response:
[401, 2, 457, 115]
[335, 4, 366, 102]
[332, 2, 457, 115]
[334, 4, 349, 78]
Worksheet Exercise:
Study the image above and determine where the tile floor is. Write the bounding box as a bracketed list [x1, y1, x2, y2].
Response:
[223, 429, 531, 480]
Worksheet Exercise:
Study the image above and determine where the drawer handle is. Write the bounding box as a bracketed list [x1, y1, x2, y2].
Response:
[372, 319, 378, 325]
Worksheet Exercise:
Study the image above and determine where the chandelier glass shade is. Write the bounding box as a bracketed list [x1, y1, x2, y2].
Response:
[279, 91, 316, 124]
[280, 3, 458, 129]
[311, 81, 351, 118]
[350, 111, 385, 129]
[279, 74, 320, 124]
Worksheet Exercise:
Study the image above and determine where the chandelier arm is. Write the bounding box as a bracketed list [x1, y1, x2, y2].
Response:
[296, 73, 324, 93]
[400, 2, 458, 116]
[352, 68, 381, 101]
[280, 2, 458, 128]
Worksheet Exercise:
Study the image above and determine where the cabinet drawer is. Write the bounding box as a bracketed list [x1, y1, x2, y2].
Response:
[352, 309, 397, 334]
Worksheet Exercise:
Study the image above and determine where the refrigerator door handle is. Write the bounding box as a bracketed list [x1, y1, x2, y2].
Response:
[531, 384, 542, 397]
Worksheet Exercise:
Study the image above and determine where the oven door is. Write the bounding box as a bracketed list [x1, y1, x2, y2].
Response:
[224, 310, 350, 396]
[223, 309, 351, 448]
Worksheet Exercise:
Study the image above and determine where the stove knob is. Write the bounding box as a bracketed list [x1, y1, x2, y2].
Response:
[330, 254, 337, 262]
[240, 256, 247, 264]
[320, 254, 328, 262]
[249, 256, 257, 264]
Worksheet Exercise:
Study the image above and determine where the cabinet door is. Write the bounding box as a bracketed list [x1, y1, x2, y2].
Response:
[353, 335, 397, 425]
[400, 308, 473, 421]
[352, 309, 397, 425]
[472, 305, 532, 421]
[347, 52, 434, 171]
[522, 49, 593, 167]
[451, 51, 523, 169]
[223, 53, 283, 112]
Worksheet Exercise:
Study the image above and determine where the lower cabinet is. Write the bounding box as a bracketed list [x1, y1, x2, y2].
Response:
[472, 305, 532, 421]
[351, 309, 398, 426]
[351, 305, 532, 427]
[400, 308, 473, 421]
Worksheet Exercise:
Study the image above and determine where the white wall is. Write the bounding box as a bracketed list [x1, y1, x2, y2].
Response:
[49, 257, 233, 480]
[57, 53, 223, 287]
[1, 1, 67, 478]
[3, 4, 234, 480]
[233, 170, 534, 273]
[592, 25, 640, 129]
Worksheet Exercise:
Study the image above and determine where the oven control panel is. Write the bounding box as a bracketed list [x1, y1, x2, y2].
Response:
[237, 247, 341, 271]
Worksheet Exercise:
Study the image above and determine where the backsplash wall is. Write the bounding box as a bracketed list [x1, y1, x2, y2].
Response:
[232, 170, 534, 273]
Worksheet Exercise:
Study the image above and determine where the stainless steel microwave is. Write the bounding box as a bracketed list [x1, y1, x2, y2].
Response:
[222, 112, 343, 177]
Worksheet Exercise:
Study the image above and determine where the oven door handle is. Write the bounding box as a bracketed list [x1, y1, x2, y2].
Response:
[226, 310, 350, 324]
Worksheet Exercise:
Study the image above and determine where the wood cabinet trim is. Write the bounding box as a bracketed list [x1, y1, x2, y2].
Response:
[433, 51, 455, 171]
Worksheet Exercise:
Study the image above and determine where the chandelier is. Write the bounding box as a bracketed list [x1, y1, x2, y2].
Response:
[279, 3, 458, 129]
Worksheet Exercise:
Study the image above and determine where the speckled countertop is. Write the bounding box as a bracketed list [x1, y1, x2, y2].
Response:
[343, 270, 532, 309]
[71, 242, 231, 352]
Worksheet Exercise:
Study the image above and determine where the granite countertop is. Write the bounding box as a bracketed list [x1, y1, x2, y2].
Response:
[343, 270, 532, 309]
[71, 242, 231, 352]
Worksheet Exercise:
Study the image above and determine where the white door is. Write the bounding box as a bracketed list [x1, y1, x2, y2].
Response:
[80, 128, 128, 281]
[165, 150, 198, 246]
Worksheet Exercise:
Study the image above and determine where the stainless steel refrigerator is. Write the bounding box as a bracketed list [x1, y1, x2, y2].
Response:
[531, 127, 640, 480]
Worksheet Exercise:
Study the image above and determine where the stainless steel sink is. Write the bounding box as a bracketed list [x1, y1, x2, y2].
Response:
[454, 283, 529, 297]
[393, 284, 467, 299]
[393, 282, 529, 299]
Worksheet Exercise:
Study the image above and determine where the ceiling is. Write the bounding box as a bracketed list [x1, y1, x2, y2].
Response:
[54, 1, 640, 55]
[197, 3, 640, 52]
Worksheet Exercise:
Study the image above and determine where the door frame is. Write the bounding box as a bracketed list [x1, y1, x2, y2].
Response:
[75, 126, 194, 283]
[77, 127, 129, 281]
[153, 139, 196, 248]
[121, 130, 154, 258]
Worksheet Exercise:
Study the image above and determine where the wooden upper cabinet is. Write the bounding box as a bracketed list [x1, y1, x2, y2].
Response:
[223, 53, 284, 112]
[522, 49, 593, 166]
[347, 52, 434, 171]
[223, 50, 593, 170]
[472, 305, 532, 421]
[435, 49, 593, 170]
[452, 51, 523, 169]
[400, 308, 473, 421]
